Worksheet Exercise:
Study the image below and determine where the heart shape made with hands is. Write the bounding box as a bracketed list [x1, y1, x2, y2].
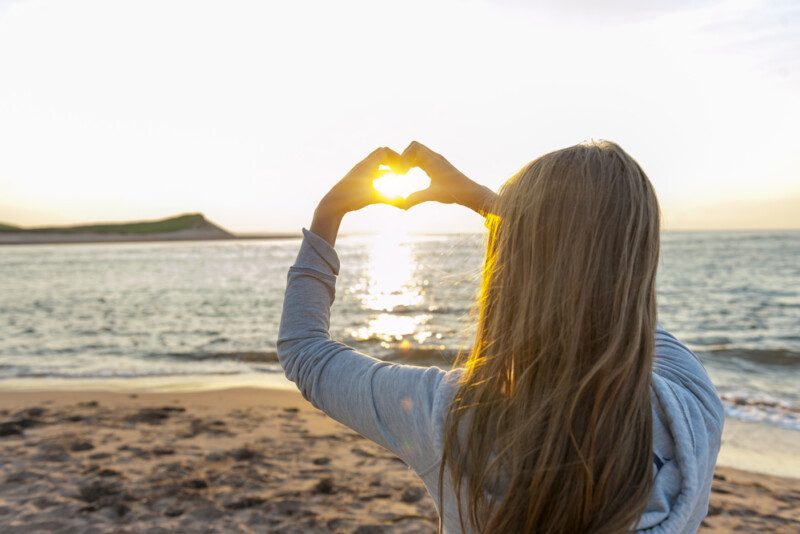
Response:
[372, 167, 431, 201]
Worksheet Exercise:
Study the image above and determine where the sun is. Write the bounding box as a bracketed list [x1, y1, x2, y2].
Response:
[372, 168, 430, 200]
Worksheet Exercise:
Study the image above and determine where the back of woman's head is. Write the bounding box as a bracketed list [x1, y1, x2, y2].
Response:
[438, 140, 661, 533]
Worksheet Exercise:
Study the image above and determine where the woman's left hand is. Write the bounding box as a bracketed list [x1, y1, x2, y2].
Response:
[311, 147, 406, 245]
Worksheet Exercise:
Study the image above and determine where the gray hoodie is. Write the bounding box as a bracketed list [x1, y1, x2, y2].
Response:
[277, 228, 725, 533]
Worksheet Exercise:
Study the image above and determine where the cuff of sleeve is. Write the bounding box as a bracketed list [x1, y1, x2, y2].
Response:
[297, 227, 341, 275]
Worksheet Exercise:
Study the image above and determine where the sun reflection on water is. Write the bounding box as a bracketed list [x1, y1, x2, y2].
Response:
[349, 231, 431, 346]
[364, 232, 420, 311]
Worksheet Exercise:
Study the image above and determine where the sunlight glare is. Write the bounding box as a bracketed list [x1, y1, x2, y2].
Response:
[350, 313, 428, 343]
[363, 232, 422, 312]
[349, 231, 431, 345]
[372, 168, 430, 200]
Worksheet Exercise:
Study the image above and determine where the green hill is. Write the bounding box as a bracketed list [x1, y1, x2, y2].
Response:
[0, 213, 228, 235]
[0, 213, 237, 244]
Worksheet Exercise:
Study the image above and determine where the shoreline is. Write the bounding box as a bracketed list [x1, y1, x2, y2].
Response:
[0, 387, 797, 531]
[0, 234, 301, 246]
[1, 377, 798, 480]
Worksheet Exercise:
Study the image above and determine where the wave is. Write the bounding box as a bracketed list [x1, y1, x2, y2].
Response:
[154, 351, 280, 363]
[389, 304, 473, 316]
[376, 345, 800, 369]
[150, 345, 800, 370]
[380, 347, 462, 366]
[157, 347, 464, 367]
[720, 394, 800, 413]
[699, 348, 800, 367]
[0, 369, 261, 380]
[719, 394, 800, 431]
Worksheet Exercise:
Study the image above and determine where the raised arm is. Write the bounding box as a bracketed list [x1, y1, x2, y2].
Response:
[277, 143, 495, 473]
[276, 225, 453, 473]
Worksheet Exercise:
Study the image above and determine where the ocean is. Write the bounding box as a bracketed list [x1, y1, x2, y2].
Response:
[1, 231, 798, 431]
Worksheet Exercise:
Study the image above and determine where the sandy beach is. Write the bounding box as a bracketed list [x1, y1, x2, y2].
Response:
[0, 387, 797, 533]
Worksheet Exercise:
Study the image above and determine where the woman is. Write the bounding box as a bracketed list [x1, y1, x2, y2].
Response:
[277, 141, 724, 533]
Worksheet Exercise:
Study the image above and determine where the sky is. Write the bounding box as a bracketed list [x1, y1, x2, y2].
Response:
[0, 0, 798, 234]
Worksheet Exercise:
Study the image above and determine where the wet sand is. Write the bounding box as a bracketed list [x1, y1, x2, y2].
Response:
[0, 388, 797, 532]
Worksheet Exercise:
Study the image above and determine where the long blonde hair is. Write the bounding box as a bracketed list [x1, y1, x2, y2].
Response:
[438, 140, 661, 533]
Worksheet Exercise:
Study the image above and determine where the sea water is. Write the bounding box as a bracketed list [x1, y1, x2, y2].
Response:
[1, 231, 798, 431]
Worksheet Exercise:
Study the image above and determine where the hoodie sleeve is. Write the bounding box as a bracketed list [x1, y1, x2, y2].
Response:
[642, 322, 725, 532]
[653, 323, 725, 434]
[276, 228, 450, 474]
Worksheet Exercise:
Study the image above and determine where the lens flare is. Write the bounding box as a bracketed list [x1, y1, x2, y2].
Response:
[373, 168, 430, 199]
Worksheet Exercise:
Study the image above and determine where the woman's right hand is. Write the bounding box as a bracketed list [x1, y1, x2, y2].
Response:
[400, 141, 497, 216]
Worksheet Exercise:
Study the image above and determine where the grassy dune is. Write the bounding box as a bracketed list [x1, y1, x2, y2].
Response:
[0, 213, 215, 235]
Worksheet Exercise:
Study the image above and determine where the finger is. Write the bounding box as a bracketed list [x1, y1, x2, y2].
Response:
[360, 147, 406, 173]
[401, 141, 448, 175]
[401, 188, 433, 209]
[401, 140, 433, 163]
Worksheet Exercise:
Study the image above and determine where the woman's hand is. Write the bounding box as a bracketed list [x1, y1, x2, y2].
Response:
[311, 146, 406, 246]
[400, 141, 497, 216]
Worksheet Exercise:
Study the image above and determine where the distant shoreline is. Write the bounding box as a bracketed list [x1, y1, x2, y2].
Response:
[0, 233, 301, 246]
[3, 209, 797, 246]
[0, 212, 300, 245]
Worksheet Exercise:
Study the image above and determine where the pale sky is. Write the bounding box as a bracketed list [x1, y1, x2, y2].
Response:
[0, 0, 798, 234]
